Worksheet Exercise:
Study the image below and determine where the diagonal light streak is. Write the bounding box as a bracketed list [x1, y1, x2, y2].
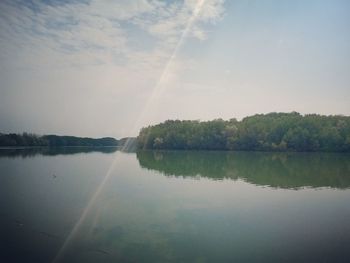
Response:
[52, 1, 206, 262]
[131, 0, 206, 134]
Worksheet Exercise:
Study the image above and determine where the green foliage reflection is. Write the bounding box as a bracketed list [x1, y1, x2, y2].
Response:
[137, 151, 350, 189]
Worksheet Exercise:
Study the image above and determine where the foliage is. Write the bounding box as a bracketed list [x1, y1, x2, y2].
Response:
[0, 133, 48, 147]
[0, 133, 118, 147]
[42, 135, 118, 147]
[137, 112, 350, 152]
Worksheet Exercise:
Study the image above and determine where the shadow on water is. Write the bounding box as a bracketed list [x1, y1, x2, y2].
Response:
[137, 150, 350, 189]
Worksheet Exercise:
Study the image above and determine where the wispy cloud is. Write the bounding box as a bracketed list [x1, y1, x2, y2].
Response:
[0, 0, 225, 136]
[0, 0, 225, 70]
[1, 0, 349, 137]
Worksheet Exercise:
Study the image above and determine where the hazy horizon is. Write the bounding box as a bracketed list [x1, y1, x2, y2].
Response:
[1, 0, 349, 138]
[1, 111, 350, 139]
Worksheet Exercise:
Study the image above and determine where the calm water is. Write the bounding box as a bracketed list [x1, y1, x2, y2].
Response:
[1, 148, 350, 263]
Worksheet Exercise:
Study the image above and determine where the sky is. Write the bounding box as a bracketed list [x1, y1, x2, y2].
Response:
[0, 0, 349, 138]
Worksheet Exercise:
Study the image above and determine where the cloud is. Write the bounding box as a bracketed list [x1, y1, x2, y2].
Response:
[0, 0, 225, 69]
[1, 0, 349, 137]
[0, 0, 225, 136]
[136, 0, 224, 45]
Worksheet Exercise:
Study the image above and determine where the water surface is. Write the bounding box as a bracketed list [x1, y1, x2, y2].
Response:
[1, 148, 350, 262]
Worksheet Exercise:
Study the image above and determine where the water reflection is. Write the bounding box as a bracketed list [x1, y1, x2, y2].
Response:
[1, 150, 350, 262]
[137, 150, 350, 189]
[0, 147, 119, 158]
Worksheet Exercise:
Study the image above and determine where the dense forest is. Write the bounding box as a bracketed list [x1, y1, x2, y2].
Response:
[0, 133, 119, 147]
[137, 112, 350, 152]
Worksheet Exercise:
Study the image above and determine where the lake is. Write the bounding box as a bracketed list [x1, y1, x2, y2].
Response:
[1, 148, 350, 262]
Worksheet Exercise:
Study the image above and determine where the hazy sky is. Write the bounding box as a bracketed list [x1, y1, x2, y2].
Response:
[1, 0, 349, 138]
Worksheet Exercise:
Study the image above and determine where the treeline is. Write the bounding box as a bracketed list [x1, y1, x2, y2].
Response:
[43, 135, 118, 147]
[137, 112, 350, 152]
[0, 133, 119, 147]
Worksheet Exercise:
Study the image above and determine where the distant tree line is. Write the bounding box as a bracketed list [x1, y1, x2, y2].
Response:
[0, 133, 119, 147]
[137, 112, 350, 152]
[43, 135, 118, 147]
[0, 133, 47, 147]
